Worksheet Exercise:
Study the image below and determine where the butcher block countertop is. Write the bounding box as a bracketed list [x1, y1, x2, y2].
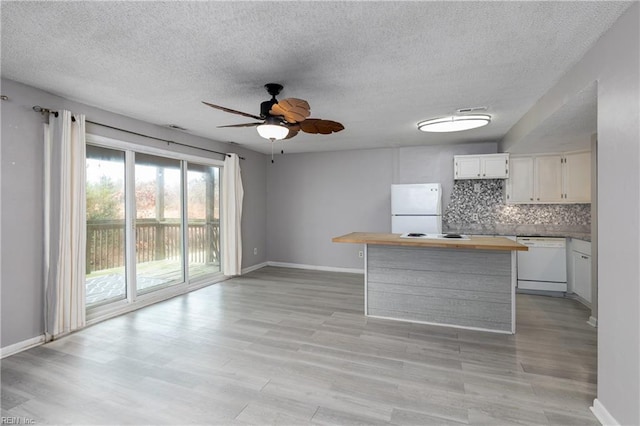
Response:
[332, 232, 528, 251]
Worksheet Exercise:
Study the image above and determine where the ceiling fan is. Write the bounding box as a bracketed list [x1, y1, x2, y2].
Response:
[202, 83, 345, 143]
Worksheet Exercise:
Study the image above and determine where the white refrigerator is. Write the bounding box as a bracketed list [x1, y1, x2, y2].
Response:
[391, 183, 443, 234]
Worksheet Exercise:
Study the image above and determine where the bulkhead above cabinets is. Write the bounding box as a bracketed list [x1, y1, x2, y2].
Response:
[454, 153, 509, 180]
[505, 150, 591, 204]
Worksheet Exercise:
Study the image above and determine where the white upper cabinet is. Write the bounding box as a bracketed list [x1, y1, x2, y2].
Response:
[506, 157, 534, 202]
[563, 151, 591, 202]
[454, 153, 509, 179]
[534, 155, 563, 202]
[483, 154, 510, 178]
[454, 156, 481, 179]
[506, 151, 591, 204]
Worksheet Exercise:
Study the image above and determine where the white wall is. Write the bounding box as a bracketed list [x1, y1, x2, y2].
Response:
[0, 78, 267, 348]
[501, 4, 640, 424]
[266, 142, 497, 269]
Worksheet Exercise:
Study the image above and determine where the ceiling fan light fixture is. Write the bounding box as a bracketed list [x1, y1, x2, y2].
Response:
[417, 114, 491, 133]
[256, 116, 289, 140]
[257, 124, 289, 140]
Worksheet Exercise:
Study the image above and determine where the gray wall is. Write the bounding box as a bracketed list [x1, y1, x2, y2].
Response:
[393, 143, 498, 208]
[266, 142, 497, 269]
[266, 148, 393, 269]
[501, 4, 639, 424]
[1, 78, 267, 348]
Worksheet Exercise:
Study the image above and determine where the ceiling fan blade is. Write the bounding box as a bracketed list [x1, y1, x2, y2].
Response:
[284, 124, 300, 139]
[217, 122, 262, 128]
[270, 98, 311, 123]
[202, 101, 262, 120]
[299, 119, 345, 135]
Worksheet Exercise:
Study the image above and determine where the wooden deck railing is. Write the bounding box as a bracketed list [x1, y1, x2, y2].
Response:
[86, 219, 220, 274]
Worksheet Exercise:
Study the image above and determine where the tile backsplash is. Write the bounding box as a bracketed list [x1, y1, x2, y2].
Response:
[443, 179, 591, 237]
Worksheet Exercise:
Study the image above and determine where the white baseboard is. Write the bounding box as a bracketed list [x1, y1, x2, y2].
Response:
[587, 316, 598, 327]
[267, 261, 363, 274]
[1, 335, 45, 359]
[591, 398, 620, 426]
[242, 262, 268, 274]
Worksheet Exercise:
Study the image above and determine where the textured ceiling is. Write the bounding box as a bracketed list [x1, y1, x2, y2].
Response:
[1, 1, 631, 154]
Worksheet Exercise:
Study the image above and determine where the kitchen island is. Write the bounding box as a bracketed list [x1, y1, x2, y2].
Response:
[332, 232, 527, 334]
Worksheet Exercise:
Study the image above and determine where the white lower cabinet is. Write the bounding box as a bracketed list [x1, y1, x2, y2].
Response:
[568, 239, 592, 304]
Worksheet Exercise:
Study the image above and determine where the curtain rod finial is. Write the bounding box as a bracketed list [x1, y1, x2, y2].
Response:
[33, 106, 59, 117]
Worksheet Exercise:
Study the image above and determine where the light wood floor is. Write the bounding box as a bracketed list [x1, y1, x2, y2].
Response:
[1, 267, 598, 425]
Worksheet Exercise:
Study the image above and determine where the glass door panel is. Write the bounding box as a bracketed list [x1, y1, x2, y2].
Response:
[85, 145, 126, 306]
[135, 153, 183, 293]
[187, 164, 221, 280]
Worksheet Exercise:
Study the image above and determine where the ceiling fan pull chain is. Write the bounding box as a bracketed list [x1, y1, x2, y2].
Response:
[281, 138, 285, 155]
[271, 139, 275, 163]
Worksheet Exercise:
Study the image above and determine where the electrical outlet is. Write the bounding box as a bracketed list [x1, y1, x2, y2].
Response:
[253, 247, 258, 255]
[358, 250, 364, 258]
[474, 183, 481, 193]
[471, 213, 479, 221]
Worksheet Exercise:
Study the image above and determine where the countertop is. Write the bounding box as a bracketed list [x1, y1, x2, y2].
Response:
[444, 224, 591, 242]
[463, 231, 591, 242]
[332, 232, 528, 251]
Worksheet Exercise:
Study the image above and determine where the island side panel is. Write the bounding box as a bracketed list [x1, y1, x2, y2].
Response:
[366, 245, 513, 333]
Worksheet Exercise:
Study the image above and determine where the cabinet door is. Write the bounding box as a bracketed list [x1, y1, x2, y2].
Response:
[572, 251, 591, 303]
[482, 154, 509, 178]
[564, 152, 591, 202]
[455, 156, 481, 179]
[535, 155, 563, 202]
[506, 157, 534, 203]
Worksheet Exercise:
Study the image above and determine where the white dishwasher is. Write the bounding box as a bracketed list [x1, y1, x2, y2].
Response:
[516, 237, 567, 293]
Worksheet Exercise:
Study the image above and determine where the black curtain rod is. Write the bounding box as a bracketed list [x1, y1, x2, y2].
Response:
[32, 106, 245, 160]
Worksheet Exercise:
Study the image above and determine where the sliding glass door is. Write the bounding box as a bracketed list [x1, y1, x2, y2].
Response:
[187, 163, 221, 279]
[85, 145, 127, 307]
[135, 153, 184, 293]
[85, 140, 223, 312]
